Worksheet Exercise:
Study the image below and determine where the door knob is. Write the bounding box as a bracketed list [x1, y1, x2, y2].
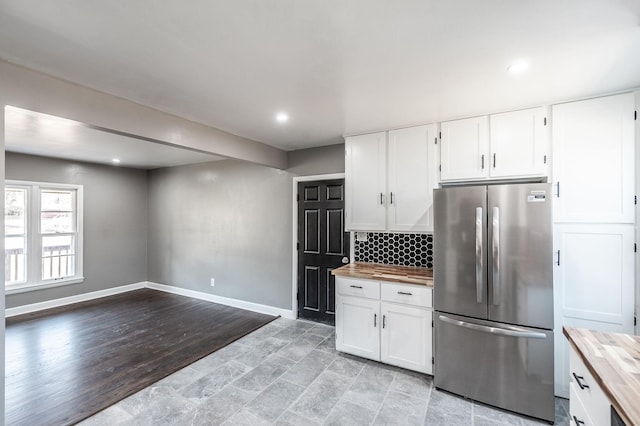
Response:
[341, 257, 350, 264]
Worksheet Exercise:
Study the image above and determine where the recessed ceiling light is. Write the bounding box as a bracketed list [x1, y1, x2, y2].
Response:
[275, 112, 289, 123]
[507, 61, 528, 74]
[111, 158, 121, 164]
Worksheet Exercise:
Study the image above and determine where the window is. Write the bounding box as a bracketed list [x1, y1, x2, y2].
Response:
[4, 181, 83, 292]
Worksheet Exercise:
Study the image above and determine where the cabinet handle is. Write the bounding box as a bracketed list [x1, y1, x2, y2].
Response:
[390, 192, 394, 205]
[572, 372, 589, 390]
[556, 250, 560, 266]
[382, 314, 386, 328]
[481, 154, 485, 169]
[380, 193, 384, 205]
[397, 291, 413, 296]
[493, 153, 496, 168]
[572, 415, 585, 425]
[350, 285, 363, 289]
[374, 313, 377, 327]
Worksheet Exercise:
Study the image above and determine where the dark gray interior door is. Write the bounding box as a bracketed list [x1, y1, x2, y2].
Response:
[297, 179, 350, 325]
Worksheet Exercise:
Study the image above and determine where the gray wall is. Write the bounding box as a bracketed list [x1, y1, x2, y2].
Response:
[5, 153, 148, 308]
[147, 144, 345, 310]
[287, 143, 345, 175]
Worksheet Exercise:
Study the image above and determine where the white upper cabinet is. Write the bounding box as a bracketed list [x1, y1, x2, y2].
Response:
[490, 107, 549, 178]
[345, 125, 437, 232]
[552, 93, 635, 223]
[387, 124, 438, 232]
[440, 116, 489, 181]
[440, 107, 549, 182]
[345, 132, 387, 231]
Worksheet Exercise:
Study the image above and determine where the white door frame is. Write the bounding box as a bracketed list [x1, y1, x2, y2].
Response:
[291, 173, 345, 320]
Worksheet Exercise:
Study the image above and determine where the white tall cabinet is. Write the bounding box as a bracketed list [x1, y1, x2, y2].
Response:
[345, 124, 438, 232]
[552, 92, 636, 397]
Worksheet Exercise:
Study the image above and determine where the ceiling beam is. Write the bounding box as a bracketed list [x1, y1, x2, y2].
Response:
[0, 60, 287, 169]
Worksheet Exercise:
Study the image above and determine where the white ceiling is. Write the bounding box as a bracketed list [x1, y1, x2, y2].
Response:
[5, 106, 224, 169]
[0, 0, 639, 152]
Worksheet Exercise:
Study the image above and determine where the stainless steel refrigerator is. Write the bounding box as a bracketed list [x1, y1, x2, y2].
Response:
[434, 183, 554, 422]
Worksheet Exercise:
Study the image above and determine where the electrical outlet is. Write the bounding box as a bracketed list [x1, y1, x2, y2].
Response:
[210, 278, 215, 287]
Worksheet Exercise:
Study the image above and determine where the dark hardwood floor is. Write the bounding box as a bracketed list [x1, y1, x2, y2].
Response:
[5, 288, 277, 426]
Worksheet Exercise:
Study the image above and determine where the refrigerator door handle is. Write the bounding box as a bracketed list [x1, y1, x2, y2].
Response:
[438, 315, 547, 339]
[475, 207, 483, 303]
[492, 206, 500, 306]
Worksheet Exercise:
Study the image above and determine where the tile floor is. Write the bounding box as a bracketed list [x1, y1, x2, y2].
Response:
[80, 317, 569, 425]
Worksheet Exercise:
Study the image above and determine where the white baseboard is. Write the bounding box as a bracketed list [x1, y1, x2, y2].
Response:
[146, 282, 296, 319]
[5, 282, 146, 317]
[5, 281, 296, 320]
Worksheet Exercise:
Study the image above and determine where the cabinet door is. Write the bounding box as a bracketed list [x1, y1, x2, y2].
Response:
[552, 93, 635, 223]
[380, 302, 432, 374]
[440, 116, 489, 181]
[554, 224, 634, 328]
[489, 107, 549, 178]
[553, 224, 635, 397]
[345, 132, 386, 231]
[388, 124, 437, 232]
[335, 295, 380, 360]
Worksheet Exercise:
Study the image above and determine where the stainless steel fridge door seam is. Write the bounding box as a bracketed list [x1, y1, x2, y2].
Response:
[475, 207, 483, 303]
[438, 314, 546, 339]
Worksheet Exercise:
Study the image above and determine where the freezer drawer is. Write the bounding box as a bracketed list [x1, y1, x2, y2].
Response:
[435, 313, 554, 422]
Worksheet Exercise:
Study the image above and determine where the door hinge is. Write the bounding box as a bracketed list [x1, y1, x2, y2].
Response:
[296, 193, 300, 202]
[431, 320, 434, 327]
[297, 242, 300, 250]
[543, 155, 547, 164]
[635, 195, 637, 205]
[434, 137, 438, 145]
[296, 292, 300, 301]
[556, 250, 561, 266]
[555, 182, 560, 197]
[439, 131, 442, 139]
[544, 117, 547, 126]
[635, 243, 637, 253]
[439, 164, 442, 172]
[432, 356, 435, 365]
[635, 110, 637, 120]
[634, 315, 637, 326]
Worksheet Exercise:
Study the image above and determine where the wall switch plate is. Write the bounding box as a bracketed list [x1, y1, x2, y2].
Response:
[210, 278, 215, 287]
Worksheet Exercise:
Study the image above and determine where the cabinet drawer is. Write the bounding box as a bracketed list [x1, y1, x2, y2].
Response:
[336, 277, 380, 299]
[569, 383, 596, 426]
[569, 348, 610, 426]
[381, 282, 432, 307]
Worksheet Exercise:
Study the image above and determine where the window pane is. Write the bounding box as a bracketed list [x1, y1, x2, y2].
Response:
[42, 235, 75, 280]
[41, 212, 74, 233]
[5, 236, 26, 284]
[5, 188, 26, 236]
[41, 190, 74, 211]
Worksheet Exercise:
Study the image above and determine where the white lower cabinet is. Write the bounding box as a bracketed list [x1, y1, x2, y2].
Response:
[336, 296, 380, 360]
[569, 346, 611, 426]
[335, 276, 433, 374]
[380, 302, 431, 373]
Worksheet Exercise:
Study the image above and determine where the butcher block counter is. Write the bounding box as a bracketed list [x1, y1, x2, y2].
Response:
[332, 262, 433, 286]
[563, 326, 640, 426]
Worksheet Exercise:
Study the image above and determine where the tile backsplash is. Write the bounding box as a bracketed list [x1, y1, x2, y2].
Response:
[354, 232, 433, 268]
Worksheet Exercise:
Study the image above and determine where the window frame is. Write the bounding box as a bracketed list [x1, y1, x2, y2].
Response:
[5, 180, 84, 294]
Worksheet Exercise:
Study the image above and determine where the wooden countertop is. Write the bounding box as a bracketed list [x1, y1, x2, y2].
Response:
[563, 327, 640, 426]
[332, 262, 433, 286]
